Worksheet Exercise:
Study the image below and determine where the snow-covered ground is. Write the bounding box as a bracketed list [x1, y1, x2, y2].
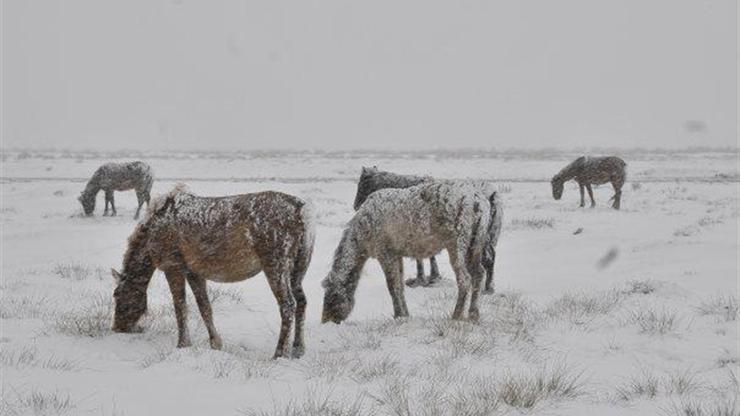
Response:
[1, 149, 738, 415]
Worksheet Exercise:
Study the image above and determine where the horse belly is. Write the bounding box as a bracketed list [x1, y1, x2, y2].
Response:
[387, 225, 445, 259]
[182, 236, 262, 283]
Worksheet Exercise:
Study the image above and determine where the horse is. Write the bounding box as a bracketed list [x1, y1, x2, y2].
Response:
[322, 181, 501, 324]
[110, 185, 314, 359]
[551, 156, 627, 209]
[353, 167, 502, 293]
[79, 161, 154, 219]
[353, 167, 439, 287]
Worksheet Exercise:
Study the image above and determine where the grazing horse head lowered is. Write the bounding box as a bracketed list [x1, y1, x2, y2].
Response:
[111, 185, 315, 359]
[551, 156, 627, 209]
[79, 161, 154, 218]
[323, 181, 500, 324]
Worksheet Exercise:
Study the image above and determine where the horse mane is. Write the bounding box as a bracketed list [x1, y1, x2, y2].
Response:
[144, 183, 190, 221]
[322, 224, 363, 292]
[554, 156, 586, 181]
[121, 221, 152, 278]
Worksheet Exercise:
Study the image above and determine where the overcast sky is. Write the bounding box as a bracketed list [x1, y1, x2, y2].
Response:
[2, 0, 737, 150]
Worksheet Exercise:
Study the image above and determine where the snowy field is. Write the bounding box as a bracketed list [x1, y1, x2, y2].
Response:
[1, 149, 738, 416]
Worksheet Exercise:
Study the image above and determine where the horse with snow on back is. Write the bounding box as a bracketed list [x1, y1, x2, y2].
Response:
[78, 161, 153, 219]
[110, 185, 314, 359]
[323, 181, 502, 324]
[551, 156, 626, 209]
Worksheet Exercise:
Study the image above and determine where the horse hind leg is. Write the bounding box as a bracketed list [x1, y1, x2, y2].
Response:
[184, 270, 222, 350]
[611, 179, 623, 210]
[264, 259, 296, 359]
[428, 256, 441, 284]
[448, 249, 471, 321]
[467, 258, 485, 322]
[134, 191, 146, 219]
[108, 190, 117, 216]
[586, 184, 595, 208]
[482, 247, 496, 295]
[289, 242, 311, 358]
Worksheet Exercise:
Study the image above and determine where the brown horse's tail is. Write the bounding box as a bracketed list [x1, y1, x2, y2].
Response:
[291, 201, 315, 287]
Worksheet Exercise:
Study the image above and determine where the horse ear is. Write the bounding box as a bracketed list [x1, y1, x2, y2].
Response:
[111, 269, 122, 284]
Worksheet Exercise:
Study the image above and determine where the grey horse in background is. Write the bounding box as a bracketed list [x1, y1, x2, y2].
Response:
[79, 161, 154, 219]
[353, 167, 440, 287]
[551, 156, 627, 210]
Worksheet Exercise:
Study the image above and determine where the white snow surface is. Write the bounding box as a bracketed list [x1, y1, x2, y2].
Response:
[1, 149, 738, 415]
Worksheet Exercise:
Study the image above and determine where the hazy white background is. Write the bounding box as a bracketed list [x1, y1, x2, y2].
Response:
[2, 0, 737, 150]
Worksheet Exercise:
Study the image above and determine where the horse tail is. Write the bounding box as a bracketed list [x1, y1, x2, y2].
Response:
[291, 201, 315, 287]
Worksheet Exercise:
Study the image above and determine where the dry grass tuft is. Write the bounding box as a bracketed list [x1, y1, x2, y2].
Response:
[52, 263, 105, 281]
[697, 295, 739, 322]
[509, 217, 555, 230]
[663, 398, 738, 416]
[52, 295, 112, 337]
[239, 389, 376, 416]
[616, 370, 661, 400]
[497, 363, 584, 409]
[3, 389, 76, 416]
[627, 306, 679, 335]
[0, 295, 51, 319]
[546, 289, 623, 325]
[0, 345, 78, 371]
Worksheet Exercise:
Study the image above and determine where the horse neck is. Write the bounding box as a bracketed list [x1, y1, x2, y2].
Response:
[556, 160, 581, 182]
[82, 177, 100, 197]
[330, 227, 367, 296]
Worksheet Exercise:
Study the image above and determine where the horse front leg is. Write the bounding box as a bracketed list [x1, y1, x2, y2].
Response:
[586, 184, 595, 208]
[103, 191, 110, 216]
[579, 184, 585, 207]
[164, 270, 191, 348]
[406, 259, 426, 287]
[380, 255, 409, 318]
[109, 191, 117, 216]
[184, 271, 222, 350]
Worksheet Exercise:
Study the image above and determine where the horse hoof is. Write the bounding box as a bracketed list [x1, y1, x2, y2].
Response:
[483, 288, 495, 295]
[291, 347, 305, 359]
[210, 337, 223, 350]
[177, 340, 192, 348]
[405, 278, 424, 288]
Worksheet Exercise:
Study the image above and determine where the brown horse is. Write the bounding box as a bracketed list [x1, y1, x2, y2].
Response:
[110, 186, 314, 359]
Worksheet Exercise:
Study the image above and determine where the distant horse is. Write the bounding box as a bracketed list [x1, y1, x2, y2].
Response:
[354, 167, 502, 293]
[551, 156, 627, 209]
[110, 186, 314, 359]
[353, 167, 439, 287]
[79, 161, 154, 219]
[322, 181, 501, 324]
